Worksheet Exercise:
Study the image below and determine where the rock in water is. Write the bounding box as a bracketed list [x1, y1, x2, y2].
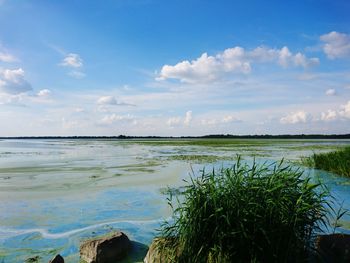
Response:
[80, 231, 131, 263]
[49, 254, 64, 263]
[316, 233, 350, 262]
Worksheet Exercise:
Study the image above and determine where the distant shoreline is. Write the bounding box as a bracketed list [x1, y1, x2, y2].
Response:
[1, 134, 350, 139]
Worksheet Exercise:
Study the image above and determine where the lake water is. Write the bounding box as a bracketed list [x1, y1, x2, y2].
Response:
[1, 139, 350, 262]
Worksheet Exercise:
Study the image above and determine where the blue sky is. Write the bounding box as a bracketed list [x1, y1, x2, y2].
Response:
[0, 0, 349, 136]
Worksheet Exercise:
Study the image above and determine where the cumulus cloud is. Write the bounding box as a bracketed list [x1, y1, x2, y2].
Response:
[59, 53, 86, 79]
[37, 89, 51, 97]
[0, 68, 32, 94]
[325, 88, 336, 96]
[167, 111, 193, 127]
[280, 111, 310, 124]
[157, 45, 319, 83]
[319, 101, 350, 122]
[320, 31, 350, 59]
[60, 53, 83, 68]
[321, 110, 337, 121]
[339, 100, 350, 118]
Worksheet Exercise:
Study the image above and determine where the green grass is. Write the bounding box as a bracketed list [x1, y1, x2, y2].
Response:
[301, 147, 350, 177]
[157, 158, 331, 262]
[165, 154, 237, 163]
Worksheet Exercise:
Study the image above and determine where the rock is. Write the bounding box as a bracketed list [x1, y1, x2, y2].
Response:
[316, 233, 350, 262]
[49, 254, 64, 263]
[144, 237, 180, 263]
[80, 231, 131, 263]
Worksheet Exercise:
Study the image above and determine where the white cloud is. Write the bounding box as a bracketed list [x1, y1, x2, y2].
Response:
[339, 100, 350, 118]
[0, 93, 26, 106]
[166, 111, 193, 127]
[201, 115, 241, 126]
[278, 46, 292, 67]
[0, 44, 17, 63]
[157, 53, 227, 83]
[280, 111, 310, 124]
[222, 115, 241, 123]
[97, 95, 132, 106]
[37, 89, 51, 97]
[318, 101, 350, 122]
[75, 107, 85, 113]
[184, 110, 192, 126]
[325, 88, 336, 96]
[251, 46, 319, 68]
[201, 118, 218, 126]
[97, 96, 118, 105]
[320, 31, 350, 59]
[0, 68, 32, 94]
[99, 114, 135, 125]
[0, 52, 16, 63]
[60, 53, 83, 68]
[157, 45, 319, 83]
[68, 71, 86, 79]
[167, 117, 182, 127]
[293, 52, 319, 68]
[321, 110, 337, 121]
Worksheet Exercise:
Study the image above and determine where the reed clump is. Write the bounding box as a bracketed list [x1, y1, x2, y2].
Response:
[158, 158, 330, 263]
[304, 147, 350, 177]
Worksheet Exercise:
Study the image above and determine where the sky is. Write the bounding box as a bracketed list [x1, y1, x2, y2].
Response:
[0, 0, 349, 136]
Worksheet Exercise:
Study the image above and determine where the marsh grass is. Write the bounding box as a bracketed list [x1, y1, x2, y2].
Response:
[301, 147, 350, 177]
[165, 154, 237, 163]
[158, 158, 331, 263]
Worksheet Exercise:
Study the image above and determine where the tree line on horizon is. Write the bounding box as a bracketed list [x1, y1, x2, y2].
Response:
[1, 134, 350, 139]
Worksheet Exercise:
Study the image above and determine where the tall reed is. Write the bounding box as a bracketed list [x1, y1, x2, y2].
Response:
[308, 147, 350, 177]
[158, 158, 330, 262]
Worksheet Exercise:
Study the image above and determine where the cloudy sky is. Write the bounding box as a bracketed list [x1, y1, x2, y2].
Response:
[0, 0, 349, 136]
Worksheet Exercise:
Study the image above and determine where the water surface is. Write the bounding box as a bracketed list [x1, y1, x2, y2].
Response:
[1, 139, 350, 262]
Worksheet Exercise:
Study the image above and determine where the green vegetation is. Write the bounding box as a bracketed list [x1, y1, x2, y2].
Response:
[165, 154, 237, 163]
[158, 158, 331, 262]
[25, 256, 41, 263]
[301, 147, 350, 177]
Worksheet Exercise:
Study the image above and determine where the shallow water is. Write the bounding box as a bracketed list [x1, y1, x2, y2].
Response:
[0, 139, 350, 262]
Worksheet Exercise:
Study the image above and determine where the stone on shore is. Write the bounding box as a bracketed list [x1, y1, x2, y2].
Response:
[49, 254, 64, 263]
[316, 233, 350, 262]
[80, 231, 131, 263]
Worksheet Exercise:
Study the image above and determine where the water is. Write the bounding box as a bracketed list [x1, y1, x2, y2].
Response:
[0, 139, 350, 262]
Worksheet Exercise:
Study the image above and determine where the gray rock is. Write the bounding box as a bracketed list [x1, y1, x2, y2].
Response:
[316, 233, 350, 262]
[80, 231, 131, 263]
[49, 254, 64, 263]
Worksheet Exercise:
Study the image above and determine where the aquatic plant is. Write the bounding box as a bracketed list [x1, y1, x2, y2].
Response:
[302, 147, 350, 177]
[158, 158, 330, 262]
